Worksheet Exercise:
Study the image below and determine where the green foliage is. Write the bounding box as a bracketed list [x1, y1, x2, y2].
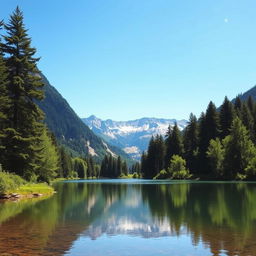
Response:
[165, 123, 184, 169]
[219, 97, 235, 139]
[223, 117, 256, 178]
[144, 135, 165, 178]
[207, 138, 224, 177]
[36, 129, 59, 183]
[100, 154, 128, 178]
[198, 102, 220, 174]
[59, 147, 73, 178]
[68, 171, 78, 179]
[167, 155, 192, 179]
[0, 171, 26, 194]
[184, 113, 199, 172]
[132, 172, 140, 178]
[73, 157, 87, 179]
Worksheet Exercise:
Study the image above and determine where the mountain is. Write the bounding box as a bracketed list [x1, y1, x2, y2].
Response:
[82, 115, 188, 160]
[37, 74, 130, 161]
[233, 85, 256, 102]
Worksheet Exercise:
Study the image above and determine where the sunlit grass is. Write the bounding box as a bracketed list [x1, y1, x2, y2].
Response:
[11, 183, 54, 195]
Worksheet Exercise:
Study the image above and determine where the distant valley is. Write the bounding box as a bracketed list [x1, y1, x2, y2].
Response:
[82, 116, 188, 160]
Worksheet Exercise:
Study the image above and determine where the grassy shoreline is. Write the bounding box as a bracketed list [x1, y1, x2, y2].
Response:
[0, 171, 55, 200]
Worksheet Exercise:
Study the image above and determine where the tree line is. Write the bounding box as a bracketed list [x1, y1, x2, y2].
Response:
[0, 7, 128, 183]
[141, 96, 256, 180]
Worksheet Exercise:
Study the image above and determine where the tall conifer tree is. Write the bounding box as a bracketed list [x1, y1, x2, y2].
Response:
[1, 7, 49, 178]
[219, 97, 235, 139]
[184, 113, 199, 172]
[165, 122, 184, 169]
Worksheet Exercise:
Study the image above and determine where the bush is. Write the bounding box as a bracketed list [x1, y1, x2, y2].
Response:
[168, 155, 192, 179]
[132, 172, 139, 178]
[0, 172, 26, 194]
[153, 170, 169, 179]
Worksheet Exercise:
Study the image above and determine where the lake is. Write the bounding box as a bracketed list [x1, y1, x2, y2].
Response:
[0, 179, 256, 256]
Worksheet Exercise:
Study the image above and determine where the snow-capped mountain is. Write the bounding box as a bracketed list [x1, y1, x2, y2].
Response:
[82, 116, 188, 160]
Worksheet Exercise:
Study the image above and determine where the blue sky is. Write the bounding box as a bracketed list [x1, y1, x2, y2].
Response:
[1, 0, 256, 121]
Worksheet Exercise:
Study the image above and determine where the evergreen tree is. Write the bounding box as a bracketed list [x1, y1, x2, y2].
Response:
[223, 117, 256, 178]
[207, 138, 224, 177]
[204, 101, 220, 140]
[141, 151, 147, 176]
[87, 156, 95, 177]
[100, 156, 108, 177]
[219, 97, 235, 139]
[73, 157, 87, 179]
[183, 113, 199, 172]
[0, 21, 9, 163]
[117, 156, 122, 176]
[241, 103, 254, 140]
[198, 102, 220, 174]
[122, 161, 128, 176]
[1, 7, 47, 179]
[247, 96, 254, 113]
[165, 123, 184, 169]
[234, 96, 242, 118]
[37, 129, 59, 183]
[59, 147, 73, 178]
[144, 135, 165, 178]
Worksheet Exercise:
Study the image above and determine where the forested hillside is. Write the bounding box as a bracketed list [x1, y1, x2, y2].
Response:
[37, 74, 130, 160]
[142, 96, 256, 180]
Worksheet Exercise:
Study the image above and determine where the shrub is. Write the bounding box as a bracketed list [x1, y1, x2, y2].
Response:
[0, 172, 26, 194]
[167, 155, 192, 179]
[132, 172, 139, 178]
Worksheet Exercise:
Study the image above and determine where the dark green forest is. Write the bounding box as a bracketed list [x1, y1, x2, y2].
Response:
[142, 96, 256, 180]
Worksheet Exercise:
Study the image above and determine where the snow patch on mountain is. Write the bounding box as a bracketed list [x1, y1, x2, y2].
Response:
[82, 115, 188, 160]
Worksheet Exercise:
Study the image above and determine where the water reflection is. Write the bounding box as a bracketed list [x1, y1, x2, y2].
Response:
[0, 181, 256, 256]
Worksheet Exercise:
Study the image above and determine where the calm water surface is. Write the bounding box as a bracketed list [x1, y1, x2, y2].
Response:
[0, 179, 256, 256]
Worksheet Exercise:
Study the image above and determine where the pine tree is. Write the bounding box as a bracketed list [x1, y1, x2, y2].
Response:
[205, 101, 220, 140]
[241, 103, 254, 140]
[247, 96, 254, 113]
[37, 129, 59, 183]
[144, 137, 156, 178]
[198, 102, 220, 174]
[219, 97, 235, 139]
[117, 156, 122, 176]
[183, 113, 199, 172]
[100, 156, 108, 177]
[73, 157, 87, 179]
[223, 117, 256, 178]
[122, 161, 128, 176]
[141, 151, 147, 176]
[165, 122, 184, 169]
[234, 96, 242, 118]
[1, 7, 46, 179]
[0, 21, 10, 162]
[206, 138, 224, 177]
[155, 135, 165, 172]
[59, 147, 73, 178]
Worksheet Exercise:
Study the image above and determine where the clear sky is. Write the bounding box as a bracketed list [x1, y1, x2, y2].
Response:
[1, 0, 256, 121]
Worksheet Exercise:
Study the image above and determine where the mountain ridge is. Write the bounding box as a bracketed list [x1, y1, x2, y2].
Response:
[83, 115, 188, 160]
[37, 74, 130, 161]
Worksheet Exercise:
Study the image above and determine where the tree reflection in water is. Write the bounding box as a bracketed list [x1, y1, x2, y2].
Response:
[0, 180, 256, 256]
